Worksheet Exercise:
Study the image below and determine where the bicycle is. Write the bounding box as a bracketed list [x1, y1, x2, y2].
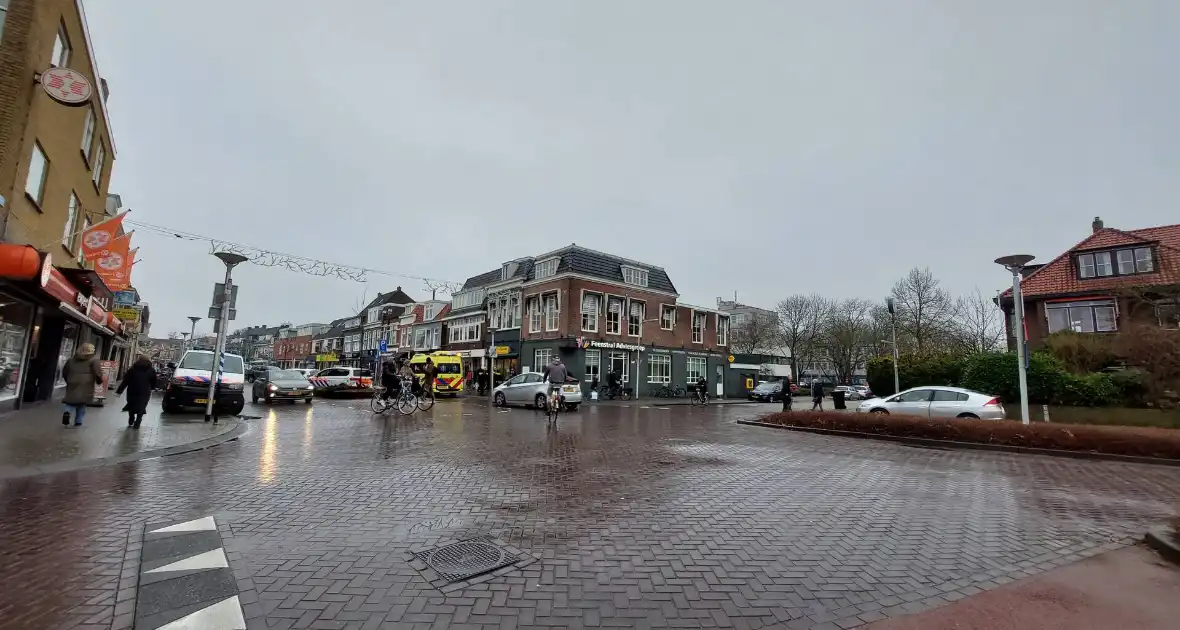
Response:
[372, 378, 418, 415]
[546, 383, 562, 424]
[689, 385, 709, 406]
[416, 381, 435, 411]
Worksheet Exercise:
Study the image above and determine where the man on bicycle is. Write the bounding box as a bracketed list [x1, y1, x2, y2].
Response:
[380, 359, 400, 400]
[696, 375, 708, 403]
[421, 358, 438, 402]
[541, 357, 569, 412]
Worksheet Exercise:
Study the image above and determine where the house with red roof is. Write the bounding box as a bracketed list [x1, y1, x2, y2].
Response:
[999, 217, 1180, 349]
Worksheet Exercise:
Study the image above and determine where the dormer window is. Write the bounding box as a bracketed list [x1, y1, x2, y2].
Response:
[1077, 247, 1155, 279]
[622, 265, 648, 287]
[424, 304, 436, 320]
[534, 257, 558, 280]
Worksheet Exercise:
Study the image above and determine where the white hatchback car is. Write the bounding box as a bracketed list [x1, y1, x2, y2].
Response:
[855, 386, 1006, 420]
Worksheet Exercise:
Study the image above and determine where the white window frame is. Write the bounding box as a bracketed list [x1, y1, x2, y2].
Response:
[686, 357, 708, 384]
[647, 354, 671, 384]
[91, 142, 105, 189]
[622, 265, 649, 288]
[627, 301, 644, 337]
[585, 349, 601, 385]
[606, 296, 623, 335]
[543, 293, 559, 332]
[660, 304, 675, 330]
[62, 192, 80, 250]
[534, 348, 553, 372]
[534, 257, 558, 280]
[25, 142, 49, 207]
[581, 292, 600, 332]
[716, 315, 729, 346]
[510, 295, 521, 329]
[368, 307, 381, 323]
[608, 350, 629, 384]
[52, 24, 71, 68]
[528, 296, 542, 333]
[424, 304, 436, 320]
[691, 312, 705, 344]
[81, 108, 96, 161]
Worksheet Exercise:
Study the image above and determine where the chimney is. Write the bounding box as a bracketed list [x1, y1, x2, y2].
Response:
[1092, 216, 1104, 233]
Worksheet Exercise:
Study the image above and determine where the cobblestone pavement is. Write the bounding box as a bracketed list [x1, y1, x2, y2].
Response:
[1, 398, 1178, 629]
[0, 392, 240, 479]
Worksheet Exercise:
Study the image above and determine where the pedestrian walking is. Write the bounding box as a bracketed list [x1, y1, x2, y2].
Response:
[810, 380, 825, 411]
[116, 354, 157, 429]
[61, 343, 102, 426]
[782, 380, 793, 412]
[422, 357, 438, 403]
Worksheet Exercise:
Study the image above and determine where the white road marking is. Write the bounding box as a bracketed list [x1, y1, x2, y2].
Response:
[155, 595, 246, 630]
[149, 516, 217, 534]
[146, 548, 229, 574]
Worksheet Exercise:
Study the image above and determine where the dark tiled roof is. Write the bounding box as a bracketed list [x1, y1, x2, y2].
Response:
[462, 268, 501, 290]
[1001, 223, 1180, 298]
[362, 287, 416, 312]
[313, 325, 344, 340]
[529, 245, 677, 293]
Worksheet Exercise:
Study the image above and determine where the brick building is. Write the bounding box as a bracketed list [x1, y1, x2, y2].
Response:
[440, 268, 501, 376]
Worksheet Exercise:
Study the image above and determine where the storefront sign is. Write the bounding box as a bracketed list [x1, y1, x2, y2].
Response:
[113, 290, 137, 306]
[316, 353, 338, 362]
[42, 267, 78, 304]
[39, 67, 93, 106]
[112, 307, 139, 322]
[74, 292, 91, 312]
[88, 299, 106, 324]
[728, 355, 735, 363]
[586, 340, 646, 352]
[495, 345, 511, 356]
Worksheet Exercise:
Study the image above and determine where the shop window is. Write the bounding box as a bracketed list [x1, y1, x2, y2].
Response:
[0, 296, 35, 402]
[585, 349, 601, 386]
[647, 354, 671, 384]
[686, 357, 707, 384]
[608, 351, 628, 383]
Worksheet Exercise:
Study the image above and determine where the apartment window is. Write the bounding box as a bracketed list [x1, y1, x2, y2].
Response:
[585, 349, 601, 385]
[1079, 247, 1155, 279]
[581, 293, 600, 332]
[62, 193, 80, 250]
[647, 354, 671, 384]
[528, 296, 541, 332]
[424, 304, 436, 320]
[660, 305, 675, 330]
[691, 312, 705, 344]
[414, 329, 427, 349]
[534, 348, 553, 371]
[717, 316, 729, 346]
[627, 301, 644, 336]
[368, 307, 381, 323]
[622, 266, 649, 287]
[452, 289, 483, 310]
[1156, 300, 1179, 329]
[91, 143, 105, 189]
[52, 25, 71, 67]
[25, 142, 49, 207]
[606, 297, 623, 334]
[510, 295, 520, 328]
[1046, 300, 1117, 334]
[543, 293, 559, 331]
[686, 357, 707, 384]
[534, 257, 558, 279]
[81, 108, 96, 161]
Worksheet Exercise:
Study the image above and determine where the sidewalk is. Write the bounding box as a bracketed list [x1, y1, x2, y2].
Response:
[588, 396, 759, 407]
[0, 391, 244, 480]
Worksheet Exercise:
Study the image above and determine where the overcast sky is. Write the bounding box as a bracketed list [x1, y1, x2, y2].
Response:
[85, 1, 1179, 337]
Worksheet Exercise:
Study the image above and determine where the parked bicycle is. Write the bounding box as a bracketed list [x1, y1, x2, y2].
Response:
[601, 384, 633, 401]
[652, 384, 685, 398]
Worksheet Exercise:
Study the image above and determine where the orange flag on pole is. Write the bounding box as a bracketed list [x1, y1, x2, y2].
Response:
[95, 234, 132, 290]
[80, 211, 128, 261]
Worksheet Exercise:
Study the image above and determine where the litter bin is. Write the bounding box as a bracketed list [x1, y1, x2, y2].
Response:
[832, 389, 846, 410]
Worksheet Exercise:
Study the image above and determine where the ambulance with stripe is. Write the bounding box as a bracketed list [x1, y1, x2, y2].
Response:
[162, 349, 246, 415]
[409, 351, 464, 396]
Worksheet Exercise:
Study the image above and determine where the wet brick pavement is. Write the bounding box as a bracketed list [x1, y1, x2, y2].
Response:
[0, 398, 1178, 629]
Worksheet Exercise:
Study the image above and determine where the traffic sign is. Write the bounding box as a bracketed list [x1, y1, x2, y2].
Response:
[379, 339, 387, 353]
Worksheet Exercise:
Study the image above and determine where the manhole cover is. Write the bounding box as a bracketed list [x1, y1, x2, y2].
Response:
[414, 538, 518, 583]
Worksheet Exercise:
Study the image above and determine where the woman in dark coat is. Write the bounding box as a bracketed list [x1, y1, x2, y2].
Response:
[117, 355, 156, 429]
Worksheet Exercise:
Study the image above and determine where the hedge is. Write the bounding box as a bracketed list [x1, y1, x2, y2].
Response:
[755, 411, 1180, 459]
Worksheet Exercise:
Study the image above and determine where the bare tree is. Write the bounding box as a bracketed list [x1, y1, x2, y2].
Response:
[729, 311, 781, 354]
[351, 288, 371, 315]
[949, 288, 1005, 353]
[817, 298, 874, 384]
[167, 331, 181, 339]
[890, 267, 956, 354]
[776, 294, 832, 383]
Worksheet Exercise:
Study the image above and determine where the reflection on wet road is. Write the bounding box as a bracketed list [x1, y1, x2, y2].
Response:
[1, 399, 1178, 629]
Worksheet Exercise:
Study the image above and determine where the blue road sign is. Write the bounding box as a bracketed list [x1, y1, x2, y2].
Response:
[379, 339, 387, 353]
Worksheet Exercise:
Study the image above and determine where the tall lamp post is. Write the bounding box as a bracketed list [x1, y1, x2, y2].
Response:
[186, 316, 201, 350]
[994, 254, 1035, 425]
[487, 327, 498, 402]
[885, 298, 900, 395]
[204, 252, 248, 422]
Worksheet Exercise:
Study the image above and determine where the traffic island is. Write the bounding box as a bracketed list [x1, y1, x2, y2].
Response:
[740, 411, 1180, 465]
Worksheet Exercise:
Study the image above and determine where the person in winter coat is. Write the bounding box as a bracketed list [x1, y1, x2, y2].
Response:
[61, 343, 102, 426]
[116, 355, 157, 429]
[811, 380, 826, 411]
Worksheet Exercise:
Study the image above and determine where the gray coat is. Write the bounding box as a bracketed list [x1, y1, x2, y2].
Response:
[62, 354, 102, 405]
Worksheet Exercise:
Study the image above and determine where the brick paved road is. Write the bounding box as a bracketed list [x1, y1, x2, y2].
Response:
[1, 398, 1178, 629]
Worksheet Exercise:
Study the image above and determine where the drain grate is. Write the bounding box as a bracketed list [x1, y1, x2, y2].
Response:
[408, 537, 535, 590]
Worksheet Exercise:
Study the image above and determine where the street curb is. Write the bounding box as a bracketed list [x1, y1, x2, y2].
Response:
[1145, 527, 1180, 565]
[737, 420, 1180, 467]
[0, 419, 249, 481]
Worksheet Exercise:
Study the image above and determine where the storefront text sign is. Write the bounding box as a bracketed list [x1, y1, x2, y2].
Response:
[586, 340, 646, 352]
[74, 292, 90, 312]
[112, 307, 139, 322]
[495, 345, 511, 356]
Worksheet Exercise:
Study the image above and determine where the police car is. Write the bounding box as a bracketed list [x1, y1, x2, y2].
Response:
[162, 350, 246, 415]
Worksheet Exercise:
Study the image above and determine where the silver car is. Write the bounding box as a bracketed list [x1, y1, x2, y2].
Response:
[493, 373, 583, 411]
[855, 386, 1006, 420]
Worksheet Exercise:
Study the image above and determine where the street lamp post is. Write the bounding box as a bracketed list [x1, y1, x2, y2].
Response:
[186, 316, 201, 350]
[995, 254, 1035, 425]
[179, 332, 190, 353]
[885, 298, 900, 395]
[487, 327, 497, 401]
[204, 252, 248, 422]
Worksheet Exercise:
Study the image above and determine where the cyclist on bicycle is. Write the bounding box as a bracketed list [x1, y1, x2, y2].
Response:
[541, 357, 569, 411]
[696, 375, 708, 402]
[380, 359, 400, 400]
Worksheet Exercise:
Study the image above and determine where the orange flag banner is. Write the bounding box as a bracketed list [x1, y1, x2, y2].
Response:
[80, 211, 127, 261]
[96, 234, 132, 290]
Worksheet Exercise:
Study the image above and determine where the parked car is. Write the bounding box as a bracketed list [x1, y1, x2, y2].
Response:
[162, 350, 246, 415]
[308, 367, 374, 396]
[493, 373, 582, 411]
[291, 368, 315, 379]
[748, 381, 787, 402]
[854, 385, 871, 399]
[855, 386, 1006, 420]
[251, 367, 315, 404]
[832, 385, 864, 401]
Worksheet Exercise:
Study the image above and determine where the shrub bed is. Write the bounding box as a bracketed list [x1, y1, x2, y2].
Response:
[755, 411, 1180, 459]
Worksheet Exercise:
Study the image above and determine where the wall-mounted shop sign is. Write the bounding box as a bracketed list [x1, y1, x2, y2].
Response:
[584, 340, 645, 353]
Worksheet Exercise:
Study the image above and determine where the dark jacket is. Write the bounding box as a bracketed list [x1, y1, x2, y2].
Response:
[62, 353, 103, 405]
[812, 382, 825, 400]
[117, 359, 157, 414]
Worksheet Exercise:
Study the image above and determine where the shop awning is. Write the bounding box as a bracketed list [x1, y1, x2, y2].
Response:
[59, 303, 116, 335]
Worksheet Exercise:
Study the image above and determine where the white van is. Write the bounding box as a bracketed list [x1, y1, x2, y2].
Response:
[162, 349, 246, 415]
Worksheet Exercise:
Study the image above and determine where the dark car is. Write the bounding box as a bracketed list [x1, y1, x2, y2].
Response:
[748, 381, 788, 402]
[252, 367, 315, 404]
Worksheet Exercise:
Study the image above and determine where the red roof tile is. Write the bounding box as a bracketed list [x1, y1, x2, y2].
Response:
[1003, 223, 1180, 298]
